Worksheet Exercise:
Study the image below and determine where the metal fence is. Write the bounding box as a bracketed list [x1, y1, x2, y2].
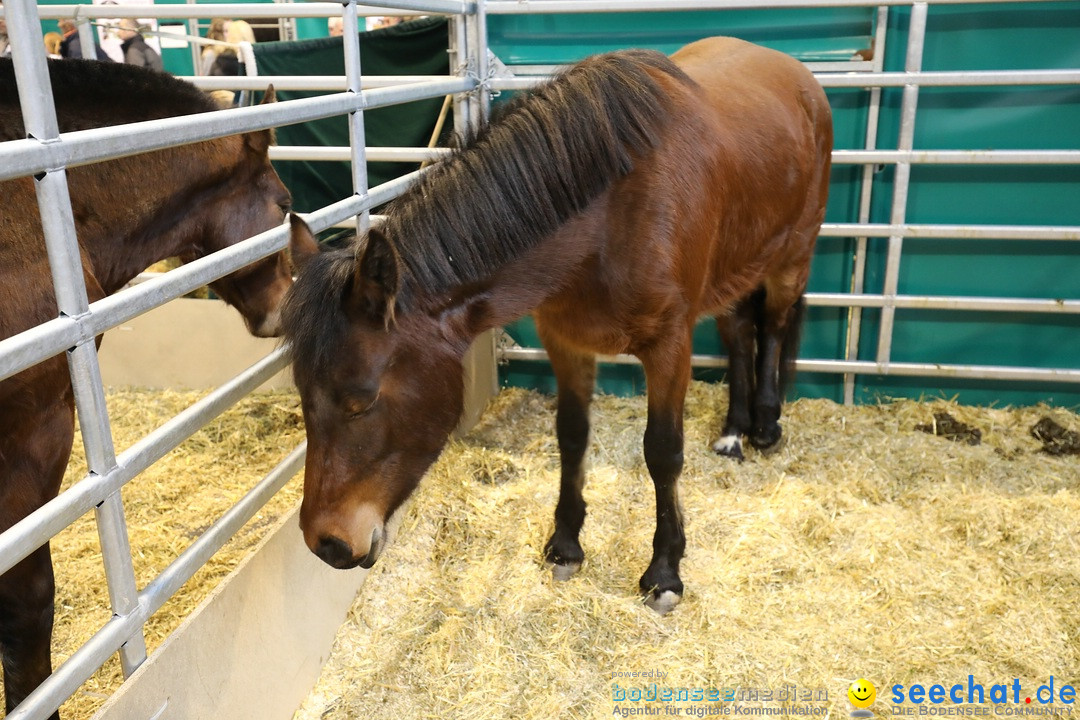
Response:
[0, 1, 1077, 718]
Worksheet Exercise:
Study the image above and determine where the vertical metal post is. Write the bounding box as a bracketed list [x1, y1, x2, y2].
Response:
[5, 0, 148, 687]
[448, 13, 474, 136]
[843, 4, 890, 405]
[187, 0, 202, 75]
[875, 1, 927, 371]
[464, 0, 490, 127]
[342, 0, 371, 235]
[76, 15, 96, 60]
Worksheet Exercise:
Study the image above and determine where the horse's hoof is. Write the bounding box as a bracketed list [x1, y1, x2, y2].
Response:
[550, 562, 581, 582]
[750, 428, 785, 456]
[644, 590, 682, 615]
[712, 434, 744, 461]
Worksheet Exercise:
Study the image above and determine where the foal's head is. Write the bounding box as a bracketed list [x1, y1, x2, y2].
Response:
[282, 218, 469, 569]
[189, 89, 304, 338]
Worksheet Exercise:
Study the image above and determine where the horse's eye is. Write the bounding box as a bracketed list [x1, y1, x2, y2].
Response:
[343, 393, 378, 418]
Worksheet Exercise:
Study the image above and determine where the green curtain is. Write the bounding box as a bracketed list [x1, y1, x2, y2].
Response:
[253, 17, 452, 213]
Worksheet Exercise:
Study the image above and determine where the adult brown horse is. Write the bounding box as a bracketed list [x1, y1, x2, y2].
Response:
[282, 37, 832, 615]
[0, 58, 313, 717]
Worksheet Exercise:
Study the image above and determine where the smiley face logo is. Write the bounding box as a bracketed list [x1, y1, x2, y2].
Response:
[848, 678, 876, 709]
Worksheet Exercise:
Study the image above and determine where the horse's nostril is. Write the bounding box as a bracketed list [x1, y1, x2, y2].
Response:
[313, 535, 355, 569]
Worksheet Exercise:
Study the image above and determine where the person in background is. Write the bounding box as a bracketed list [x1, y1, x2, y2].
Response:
[43, 31, 63, 58]
[117, 18, 163, 71]
[58, 18, 110, 60]
[366, 16, 404, 31]
[200, 18, 228, 75]
[328, 17, 344, 37]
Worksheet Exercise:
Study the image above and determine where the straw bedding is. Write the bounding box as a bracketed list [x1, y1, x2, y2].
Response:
[11, 383, 1078, 719]
[292, 382, 1079, 720]
[48, 389, 306, 719]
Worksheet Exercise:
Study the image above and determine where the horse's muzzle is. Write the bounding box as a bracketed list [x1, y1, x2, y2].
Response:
[312, 526, 383, 570]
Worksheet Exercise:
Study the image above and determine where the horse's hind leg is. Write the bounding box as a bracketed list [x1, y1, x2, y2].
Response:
[538, 327, 597, 582]
[749, 283, 808, 453]
[1, 547, 60, 720]
[713, 291, 761, 461]
[637, 336, 691, 615]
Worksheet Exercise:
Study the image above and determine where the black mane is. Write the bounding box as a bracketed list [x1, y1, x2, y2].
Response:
[384, 48, 693, 294]
[282, 49, 694, 379]
[0, 58, 216, 139]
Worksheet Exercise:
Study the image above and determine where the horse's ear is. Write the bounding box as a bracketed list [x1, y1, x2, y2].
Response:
[288, 214, 320, 272]
[350, 227, 401, 328]
[243, 85, 278, 155]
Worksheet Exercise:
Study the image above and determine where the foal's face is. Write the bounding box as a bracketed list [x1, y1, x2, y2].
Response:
[297, 315, 465, 569]
[285, 220, 467, 570]
[203, 145, 296, 338]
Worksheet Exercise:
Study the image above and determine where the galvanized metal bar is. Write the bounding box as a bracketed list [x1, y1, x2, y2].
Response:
[449, 12, 475, 138]
[819, 222, 1080, 240]
[0, 348, 291, 580]
[491, 68, 1080, 93]
[485, 0, 1080, 11]
[5, 443, 307, 720]
[140, 443, 307, 612]
[876, 2, 928, 369]
[0, 78, 472, 182]
[499, 347, 1080, 384]
[810, 293, 1080, 313]
[843, 3, 889, 406]
[185, 74, 457, 90]
[468, 0, 490, 123]
[0, 169, 428, 385]
[834, 149, 1080, 164]
[269, 145, 451, 162]
[67, 342, 149, 677]
[16, 2, 463, 20]
[343, 0, 372, 235]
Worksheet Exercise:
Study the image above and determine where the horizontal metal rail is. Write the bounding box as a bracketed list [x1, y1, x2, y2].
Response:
[0, 169, 424, 385]
[270, 145, 451, 162]
[486, 0, 1079, 11]
[0, 348, 290, 579]
[499, 347, 1080, 384]
[7, 443, 308, 720]
[0, 79, 471, 182]
[833, 149, 1080, 164]
[186, 74, 457, 91]
[820, 223, 1080, 240]
[491, 68, 1080, 92]
[2, 1, 472, 20]
[810, 293, 1080, 314]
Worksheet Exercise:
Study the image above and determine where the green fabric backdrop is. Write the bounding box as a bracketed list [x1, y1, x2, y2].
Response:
[253, 17, 451, 213]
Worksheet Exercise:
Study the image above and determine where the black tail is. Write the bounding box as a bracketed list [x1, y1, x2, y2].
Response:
[777, 295, 807, 399]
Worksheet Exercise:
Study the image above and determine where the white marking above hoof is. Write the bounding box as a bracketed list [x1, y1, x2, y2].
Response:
[644, 590, 682, 615]
[712, 434, 744, 459]
[551, 562, 581, 582]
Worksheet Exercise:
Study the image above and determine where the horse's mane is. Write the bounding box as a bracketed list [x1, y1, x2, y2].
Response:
[0, 58, 216, 139]
[383, 48, 694, 294]
[282, 49, 693, 380]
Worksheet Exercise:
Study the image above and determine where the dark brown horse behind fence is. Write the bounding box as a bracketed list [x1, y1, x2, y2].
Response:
[282, 36, 832, 615]
[0, 58, 314, 718]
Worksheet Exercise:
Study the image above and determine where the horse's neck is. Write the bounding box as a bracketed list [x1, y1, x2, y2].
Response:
[74, 143, 232, 294]
[436, 200, 609, 340]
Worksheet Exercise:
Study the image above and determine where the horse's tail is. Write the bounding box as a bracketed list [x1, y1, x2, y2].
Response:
[777, 295, 807, 399]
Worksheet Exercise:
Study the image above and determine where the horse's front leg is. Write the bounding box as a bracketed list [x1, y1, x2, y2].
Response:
[750, 293, 806, 453]
[0, 547, 60, 720]
[0, 400, 72, 720]
[538, 325, 597, 582]
[637, 336, 691, 615]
